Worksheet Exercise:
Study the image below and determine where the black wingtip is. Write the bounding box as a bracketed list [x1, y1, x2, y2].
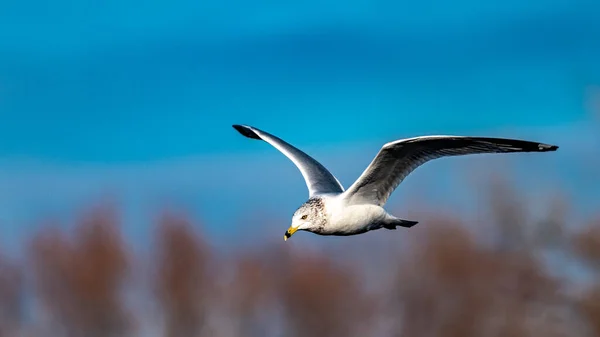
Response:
[232, 124, 261, 140]
[538, 143, 559, 152]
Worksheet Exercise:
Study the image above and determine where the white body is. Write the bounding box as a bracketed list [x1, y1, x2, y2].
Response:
[315, 195, 389, 235]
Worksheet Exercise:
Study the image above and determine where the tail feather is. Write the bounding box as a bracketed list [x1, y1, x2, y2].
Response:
[382, 218, 419, 230]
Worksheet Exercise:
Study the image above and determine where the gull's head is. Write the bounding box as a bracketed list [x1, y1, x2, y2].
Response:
[284, 198, 326, 241]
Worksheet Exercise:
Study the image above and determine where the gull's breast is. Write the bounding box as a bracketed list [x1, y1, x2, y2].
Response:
[326, 203, 388, 235]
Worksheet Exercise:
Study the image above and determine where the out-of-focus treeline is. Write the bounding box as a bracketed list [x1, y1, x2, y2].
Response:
[0, 178, 599, 337]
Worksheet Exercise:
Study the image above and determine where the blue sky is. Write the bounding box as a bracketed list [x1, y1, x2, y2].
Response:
[0, 0, 599, 252]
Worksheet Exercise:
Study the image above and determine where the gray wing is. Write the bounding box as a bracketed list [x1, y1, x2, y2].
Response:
[342, 135, 558, 206]
[233, 125, 344, 197]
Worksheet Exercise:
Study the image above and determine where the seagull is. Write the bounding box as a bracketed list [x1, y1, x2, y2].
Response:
[232, 124, 558, 241]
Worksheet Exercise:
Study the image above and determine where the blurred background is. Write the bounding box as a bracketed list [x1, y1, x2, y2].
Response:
[1, 0, 600, 336]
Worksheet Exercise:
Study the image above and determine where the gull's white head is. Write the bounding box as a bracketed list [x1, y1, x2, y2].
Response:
[284, 198, 327, 241]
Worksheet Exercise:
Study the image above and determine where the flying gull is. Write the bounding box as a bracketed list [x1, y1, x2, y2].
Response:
[232, 125, 558, 241]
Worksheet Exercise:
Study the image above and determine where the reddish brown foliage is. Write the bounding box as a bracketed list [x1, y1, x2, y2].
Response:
[573, 220, 600, 336]
[227, 247, 278, 337]
[232, 255, 268, 313]
[393, 221, 560, 337]
[153, 212, 211, 337]
[280, 251, 375, 337]
[573, 220, 600, 270]
[579, 286, 600, 337]
[29, 207, 130, 337]
[0, 254, 22, 337]
[4, 179, 599, 337]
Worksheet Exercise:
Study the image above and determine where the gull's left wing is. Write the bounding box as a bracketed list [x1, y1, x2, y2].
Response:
[342, 135, 558, 206]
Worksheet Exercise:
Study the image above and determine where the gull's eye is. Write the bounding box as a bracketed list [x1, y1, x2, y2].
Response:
[301, 215, 308, 220]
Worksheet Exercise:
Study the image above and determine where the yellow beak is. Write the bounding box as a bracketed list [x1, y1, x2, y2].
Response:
[284, 226, 299, 241]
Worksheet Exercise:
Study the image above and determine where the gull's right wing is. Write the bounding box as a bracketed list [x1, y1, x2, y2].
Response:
[233, 125, 345, 197]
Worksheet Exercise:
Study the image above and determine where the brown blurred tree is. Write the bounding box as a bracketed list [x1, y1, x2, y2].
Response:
[9, 176, 599, 337]
[153, 212, 212, 337]
[579, 286, 600, 337]
[573, 221, 600, 271]
[573, 219, 600, 336]
[279, 251, 375, 337]
[391, 220, 563, 337]
[227, 246, 277, 337]
[0, 253, 22, 337]
[29, 207, 131, 337]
